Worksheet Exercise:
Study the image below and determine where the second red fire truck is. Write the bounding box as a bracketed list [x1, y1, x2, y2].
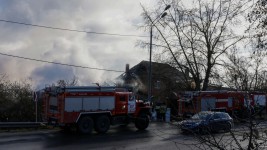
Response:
[177, 91, 266, 118]
[42, 86, 151, 134]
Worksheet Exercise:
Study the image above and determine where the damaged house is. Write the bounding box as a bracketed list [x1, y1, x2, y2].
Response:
[116, 61, 191, 117]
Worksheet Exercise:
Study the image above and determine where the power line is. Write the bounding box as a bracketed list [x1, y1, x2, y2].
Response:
[0, 52, 124, 73]
[0, 19, 148, 38]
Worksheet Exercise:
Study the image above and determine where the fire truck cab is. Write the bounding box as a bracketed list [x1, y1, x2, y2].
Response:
[42, 86, 151, 134]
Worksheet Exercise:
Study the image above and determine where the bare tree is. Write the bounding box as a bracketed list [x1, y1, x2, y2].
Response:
[0, 76, 36, 122]
[57, 76, 78, 87]
[222, 47, 267, 91]
[248, 0, 267, 49]
[141, 0, 251, 91]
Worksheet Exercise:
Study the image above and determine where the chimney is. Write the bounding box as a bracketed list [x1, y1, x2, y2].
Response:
[126, 64, 130, 73]
[125, 64, 130, 85]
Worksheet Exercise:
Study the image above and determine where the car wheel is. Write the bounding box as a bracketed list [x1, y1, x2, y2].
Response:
[199, 126, 211, 134]
[210, 125, 217, 133]
[224, 122, 232, 132]
[181, 129, 187, 134]
[195, 127, 202, 134]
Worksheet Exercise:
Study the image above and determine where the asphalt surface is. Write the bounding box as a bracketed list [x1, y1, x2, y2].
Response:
[0, 122, 199, 150]
[2, 120, 267, 150]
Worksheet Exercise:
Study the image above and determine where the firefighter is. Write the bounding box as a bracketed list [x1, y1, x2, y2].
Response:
[159, 105, 166, 121]
[151, 108, 157, 121]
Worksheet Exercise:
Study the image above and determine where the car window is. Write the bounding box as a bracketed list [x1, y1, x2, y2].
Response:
[192, 112, 212, 120]
[212, 113, 221, 119]
[220, 113, 231, 119]
[218, 113, 224, 118]
[218, 113, 231, 119]
[226, 114, 231, 119]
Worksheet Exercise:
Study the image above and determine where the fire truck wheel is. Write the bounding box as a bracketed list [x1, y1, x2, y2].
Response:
[135, 114, 149, 130]
[78, 116, 94, 134]
[95, 115, 110, 134]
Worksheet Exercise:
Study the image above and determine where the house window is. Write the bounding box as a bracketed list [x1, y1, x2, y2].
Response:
[155, 80, 161, 89]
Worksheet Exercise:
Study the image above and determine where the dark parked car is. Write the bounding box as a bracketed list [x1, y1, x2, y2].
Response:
[179, 111, 233, 134]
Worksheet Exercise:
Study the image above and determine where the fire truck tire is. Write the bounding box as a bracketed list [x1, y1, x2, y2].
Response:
[78, 116, 94, 134]
[95, 115, 110, 134]
[135, 114, 149, 130]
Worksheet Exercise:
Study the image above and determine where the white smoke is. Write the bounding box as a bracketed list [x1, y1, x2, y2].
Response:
[0, 0, 156, 89]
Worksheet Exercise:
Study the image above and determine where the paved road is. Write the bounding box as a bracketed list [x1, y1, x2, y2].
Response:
[0, 122, 199, 150]
[4, 120, 267, 150]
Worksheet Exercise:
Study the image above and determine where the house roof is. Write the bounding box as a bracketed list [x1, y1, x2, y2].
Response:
[118, 60, 186, 81]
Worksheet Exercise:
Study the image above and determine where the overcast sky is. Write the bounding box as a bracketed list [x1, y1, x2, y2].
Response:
[0, 0, 157, 89]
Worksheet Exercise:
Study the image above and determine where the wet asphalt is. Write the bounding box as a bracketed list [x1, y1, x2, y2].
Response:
[0, 121, 199, 150]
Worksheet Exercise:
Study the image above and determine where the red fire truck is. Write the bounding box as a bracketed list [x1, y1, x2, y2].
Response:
[42, 86, 151, 134]
[177, 91, 266, 118]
